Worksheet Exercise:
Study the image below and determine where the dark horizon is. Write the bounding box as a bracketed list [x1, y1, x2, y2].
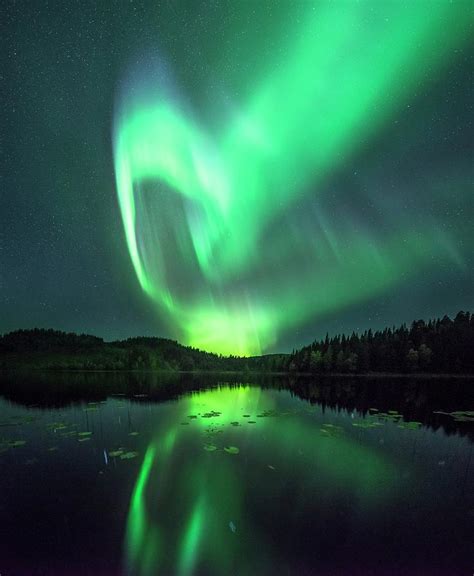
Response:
[2, 310, 473, 378]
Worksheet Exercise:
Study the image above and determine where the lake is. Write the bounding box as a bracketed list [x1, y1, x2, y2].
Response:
[0, 372, 472, 575]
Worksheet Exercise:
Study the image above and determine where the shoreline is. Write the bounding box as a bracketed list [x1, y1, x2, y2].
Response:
[1, 367, 473, 379]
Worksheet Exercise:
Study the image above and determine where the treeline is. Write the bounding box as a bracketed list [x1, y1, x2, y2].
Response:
[287, 311, 473, 374]
[0, 329, 235, 371]
[0, 328, 103, 352]
[0, 328, 284, 372]
[0, 311, 472, 373]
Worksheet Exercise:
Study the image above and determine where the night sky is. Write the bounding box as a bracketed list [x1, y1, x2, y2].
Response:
[1, 1, 473, 354]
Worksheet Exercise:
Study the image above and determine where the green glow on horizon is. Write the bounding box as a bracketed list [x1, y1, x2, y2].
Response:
[114, 2, 470, 355]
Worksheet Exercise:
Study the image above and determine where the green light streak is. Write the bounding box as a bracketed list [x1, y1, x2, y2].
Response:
[125, 445, 158, 576]
[179, 498, 205, 576]
[114, 2, 470, 355]
[125, 430, 177, 575]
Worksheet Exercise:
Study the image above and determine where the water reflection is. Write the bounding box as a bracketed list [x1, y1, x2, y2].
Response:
[125, 385, 405, 575]
[0, 373, 472, 575]
[1, 371, 472, 440]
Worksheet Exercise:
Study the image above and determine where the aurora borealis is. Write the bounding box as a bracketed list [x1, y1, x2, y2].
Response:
[2, 3, 474, 571]
[2, 0, 473, 352]
[113, 1, 473, 355]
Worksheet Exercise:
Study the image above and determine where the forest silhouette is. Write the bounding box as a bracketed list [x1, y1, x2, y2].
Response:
[1, 311, 472, 374]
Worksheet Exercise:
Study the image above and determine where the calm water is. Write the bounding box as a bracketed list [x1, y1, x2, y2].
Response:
[0, 373, 472, 576]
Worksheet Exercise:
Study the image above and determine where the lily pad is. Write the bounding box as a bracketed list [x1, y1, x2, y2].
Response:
[202, 411, 222, 418]
[109, 450, 124, 457]
[78, 432, 92, 437]
[120, 451, 139, 460]
[257, 410, 278, 418]
[203, 444, 218, 452]
[8, 440, 26, 448]
[398, 421, 422, 430]
[320, 424, 344, 438]
[129, 432, 139, 436]
[450, 411, 474, 422]
[453, 416, 474, 422]
[47, 421, 67, 429]
[376, 412, 402, 423]
[78, 437, 91, 442]
[224, 446, 239, 455]
[352, 420, 382, 429]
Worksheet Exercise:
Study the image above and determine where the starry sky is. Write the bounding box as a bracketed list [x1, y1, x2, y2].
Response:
[1, 1, 473, 355]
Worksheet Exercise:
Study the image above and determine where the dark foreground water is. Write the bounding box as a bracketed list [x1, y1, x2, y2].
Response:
[0, 373, 472, 576]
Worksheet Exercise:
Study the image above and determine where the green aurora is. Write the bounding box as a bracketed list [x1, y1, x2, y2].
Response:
[113, 2, 471, 356]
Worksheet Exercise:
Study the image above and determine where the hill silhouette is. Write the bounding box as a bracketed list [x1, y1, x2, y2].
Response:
[0, 311, 472, 374]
